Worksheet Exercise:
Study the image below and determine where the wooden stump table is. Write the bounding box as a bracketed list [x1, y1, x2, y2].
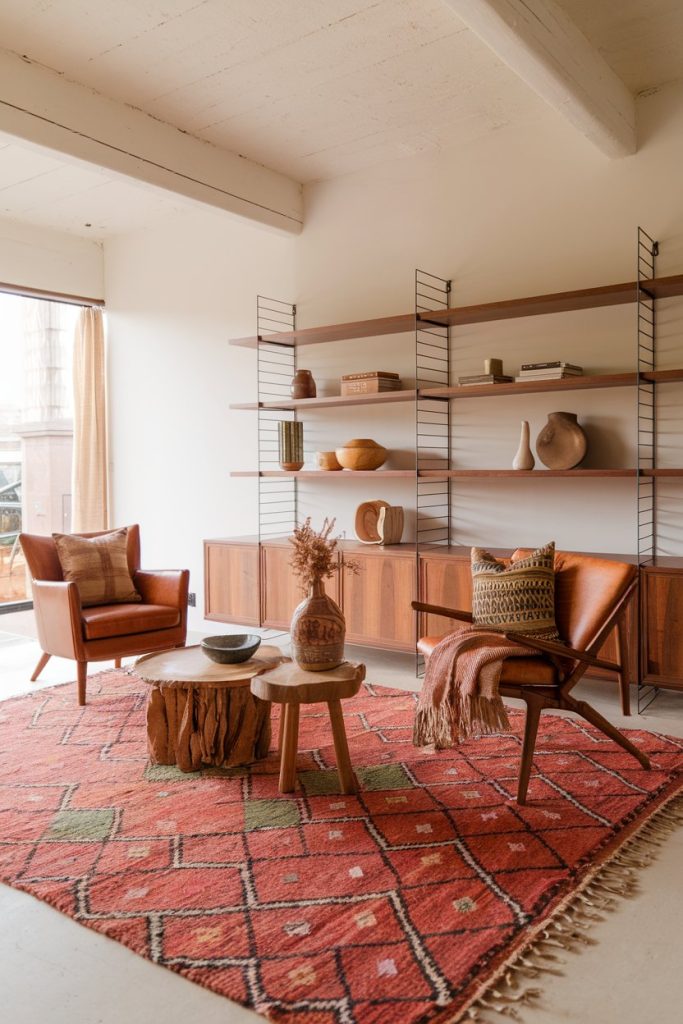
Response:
[251, 660, 366, 794]
[135, 645, 286, 772]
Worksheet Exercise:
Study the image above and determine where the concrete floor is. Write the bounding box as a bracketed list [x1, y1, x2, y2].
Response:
[1, 612, 683, 1024]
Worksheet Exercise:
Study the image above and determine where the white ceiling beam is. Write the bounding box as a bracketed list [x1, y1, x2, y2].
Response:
[0, 49, 303, 233]
[442, 0, 636, 158]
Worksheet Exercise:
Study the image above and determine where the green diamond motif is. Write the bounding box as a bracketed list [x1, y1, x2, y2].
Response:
[144, 763, 197, 782]
[298, 769, 342, 796]
[45, 808, 115, 842]
[245, 799, 300, 831]
[355, 764, 413, 791]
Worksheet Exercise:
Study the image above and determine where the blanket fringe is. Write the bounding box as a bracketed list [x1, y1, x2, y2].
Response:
[414, 694, 511, 748]
[446, 790, 683, 1023]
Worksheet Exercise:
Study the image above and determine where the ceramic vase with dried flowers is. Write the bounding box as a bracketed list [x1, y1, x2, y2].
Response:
[289, 517, 357, 671]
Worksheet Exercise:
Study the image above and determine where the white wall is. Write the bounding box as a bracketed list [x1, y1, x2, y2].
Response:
[0, 216, 103, 298]
[294, 78, 683, 556]
[104, 208, 296, 629]
[104, 78, 683, 632]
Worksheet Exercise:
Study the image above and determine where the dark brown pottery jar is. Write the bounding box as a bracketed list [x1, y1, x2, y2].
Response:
[291, 369, 317, 399]
[290, 579, 345, 671]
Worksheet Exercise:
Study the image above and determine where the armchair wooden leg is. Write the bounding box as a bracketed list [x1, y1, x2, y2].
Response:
[567, 696, 651, 770]
[114, 658, 122, 669]
[77, 661, 88, 707]
[616, 619, 631, 717]
[31, 652, 51, 682]
[517, 695, 545, 805]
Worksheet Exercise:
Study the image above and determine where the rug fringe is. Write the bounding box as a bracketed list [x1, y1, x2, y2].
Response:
[448, 790, 683, 1023]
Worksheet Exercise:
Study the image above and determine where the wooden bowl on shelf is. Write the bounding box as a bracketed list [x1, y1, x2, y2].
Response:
[316, 451, 343, 471]
[335, 438, 388, 471]
[354, 500, 390, 541]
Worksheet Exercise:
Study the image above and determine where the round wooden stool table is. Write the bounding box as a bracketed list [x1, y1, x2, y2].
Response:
[251, 660, 366, 794]
[135, 645, 286, 772]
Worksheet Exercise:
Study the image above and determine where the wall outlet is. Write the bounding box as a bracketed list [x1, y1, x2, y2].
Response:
[187, 592, 196, 607]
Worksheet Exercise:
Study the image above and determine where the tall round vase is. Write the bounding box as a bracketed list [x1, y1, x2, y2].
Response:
[536, 411, 587, 469]
[278, 420, 304, 471]
[290, 579, 345, 671]
[512, 420, 535, 470]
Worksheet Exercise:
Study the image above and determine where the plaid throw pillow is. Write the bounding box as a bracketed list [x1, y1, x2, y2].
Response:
[53, 528, 141, 608]
[471, 541, 560, 640]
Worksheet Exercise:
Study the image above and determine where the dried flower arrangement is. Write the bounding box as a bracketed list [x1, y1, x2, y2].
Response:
[289, 517, 358, 592]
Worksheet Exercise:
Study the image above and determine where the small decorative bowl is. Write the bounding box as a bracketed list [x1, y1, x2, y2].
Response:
[316, 450, 343, 471]
[335, 438, 388, 471]
[201, 634, 261, 664]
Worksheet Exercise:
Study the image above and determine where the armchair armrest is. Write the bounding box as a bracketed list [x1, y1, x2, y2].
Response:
[501, 632, 620, 673]
[412, 601, 473, 624]
[134, 569, 190, 609]
[31, 580, 84, 659]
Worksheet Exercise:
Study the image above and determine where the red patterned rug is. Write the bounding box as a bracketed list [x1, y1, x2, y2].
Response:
[1, 671, 683, 1023]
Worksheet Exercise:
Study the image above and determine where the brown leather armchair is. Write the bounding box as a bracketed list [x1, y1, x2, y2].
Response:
[20, 525, 189, 706]
[413, 550, 650, 804]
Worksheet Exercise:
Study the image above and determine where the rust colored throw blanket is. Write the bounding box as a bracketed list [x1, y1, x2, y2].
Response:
[414, 628, 539, 747]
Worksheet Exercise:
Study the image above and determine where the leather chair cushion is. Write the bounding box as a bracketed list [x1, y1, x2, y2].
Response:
[417, 636, 556, 685]
[81, 603, 180, 641]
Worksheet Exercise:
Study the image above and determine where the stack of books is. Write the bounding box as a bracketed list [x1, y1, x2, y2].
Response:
[340, 371, 402, 395]
[515, 361, 583, 382]
[458, 373, 514, 386]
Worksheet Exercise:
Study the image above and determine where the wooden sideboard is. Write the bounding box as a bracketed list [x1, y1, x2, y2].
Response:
[204, 537, 683, 690]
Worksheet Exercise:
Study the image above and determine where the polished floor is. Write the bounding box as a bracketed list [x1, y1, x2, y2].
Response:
[1, 613, 683, 1024]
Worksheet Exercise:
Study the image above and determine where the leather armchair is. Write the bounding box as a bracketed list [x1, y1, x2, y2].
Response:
[20, 525, 189, 705]
[413, 550, 650, 804]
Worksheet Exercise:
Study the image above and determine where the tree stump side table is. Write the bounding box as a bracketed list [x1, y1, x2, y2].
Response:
[250, 660, 366, 794]
[135, 645, 286, 772]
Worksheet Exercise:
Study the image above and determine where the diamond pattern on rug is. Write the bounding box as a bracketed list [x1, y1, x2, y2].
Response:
[0, 670, 682, 1024]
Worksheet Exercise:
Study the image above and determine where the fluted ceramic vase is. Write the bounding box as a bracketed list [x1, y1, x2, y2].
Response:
[290, 579, 345, 671]
[512, 420, 535, 470]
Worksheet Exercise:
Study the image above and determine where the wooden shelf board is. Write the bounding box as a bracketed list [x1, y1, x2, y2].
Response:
[230, 312, 414, 349]
[644, 369, 683, 384]
[229, 274, 683, 349]
[418, 469, 638, 478]
[230, 389, 417, 411]
[231, 470, 416, 478]
[642, 468, 683, 477]
[420, 372, 637, 400]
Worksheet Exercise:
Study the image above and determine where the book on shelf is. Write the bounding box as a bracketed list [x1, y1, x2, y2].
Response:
[517, 367, 583, 378]
[458, 374, 514, 385]
[514, 371, 583, 382]
[520, 361, 583, 372]
[340, 378, 403, 395]
[341, 371, 400, 381]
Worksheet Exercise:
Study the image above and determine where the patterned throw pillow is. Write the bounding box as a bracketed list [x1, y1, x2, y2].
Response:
[471, 541, 560, 640]
[53, 528, 141, 608]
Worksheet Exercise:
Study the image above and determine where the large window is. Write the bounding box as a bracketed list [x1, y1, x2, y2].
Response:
[0, 293, 80, 607]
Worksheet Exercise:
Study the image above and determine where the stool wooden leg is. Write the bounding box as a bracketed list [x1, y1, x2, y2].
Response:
[327, 699, 357, 794]
[277, 705, 285, 753]
[279, 703, 300, 793]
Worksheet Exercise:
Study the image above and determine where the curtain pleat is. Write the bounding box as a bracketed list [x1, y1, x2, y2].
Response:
[72, 307, 108, 532]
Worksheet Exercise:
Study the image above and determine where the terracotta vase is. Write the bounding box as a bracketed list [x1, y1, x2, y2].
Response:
[536, 411, 587, 470]
[512, 420, 535, 470]
[290, 579, 345, 671]
[291, 369, 317, 399]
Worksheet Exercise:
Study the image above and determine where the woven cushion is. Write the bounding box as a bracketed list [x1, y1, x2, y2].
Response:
[471, 542, 560, 640]
[53, 528, 141, 608]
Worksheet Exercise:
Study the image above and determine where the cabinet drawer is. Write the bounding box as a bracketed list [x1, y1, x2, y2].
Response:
[204, 542, 260, 626]
[342, 551, 415, 651]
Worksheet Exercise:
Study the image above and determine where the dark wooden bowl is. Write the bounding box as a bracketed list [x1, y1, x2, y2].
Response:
[200, 634, 262, 664]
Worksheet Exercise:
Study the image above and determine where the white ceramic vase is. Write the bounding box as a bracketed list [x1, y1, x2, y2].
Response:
[512, 420, 535, 470]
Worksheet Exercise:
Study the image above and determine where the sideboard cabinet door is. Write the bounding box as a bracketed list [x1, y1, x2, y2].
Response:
[204, 541, 260, 626]
[419, 553, 472, 638]
[341, 551, 415, 651]
[642, 570, 683, 686]
[261, 543, 340, 630]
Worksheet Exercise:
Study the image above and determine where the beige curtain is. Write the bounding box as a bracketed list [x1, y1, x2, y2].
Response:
[72, 307, 109, 532]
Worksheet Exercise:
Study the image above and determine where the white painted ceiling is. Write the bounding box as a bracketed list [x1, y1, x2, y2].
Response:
[0, 0, 681, 236]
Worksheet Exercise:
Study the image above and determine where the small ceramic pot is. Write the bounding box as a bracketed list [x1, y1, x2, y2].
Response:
[512, 420, 535, 470]
[316, 451, 342, 471]
[278, 421, 304, 471]
[536, 412, 587, 470]
[291, 369, 316, 399]
[290, 579, 345, 671]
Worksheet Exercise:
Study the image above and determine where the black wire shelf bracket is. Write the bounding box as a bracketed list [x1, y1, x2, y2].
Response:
[636, 228, 660, 713]
[256, 296, 297, 544]
[415, 270, 452, 675]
